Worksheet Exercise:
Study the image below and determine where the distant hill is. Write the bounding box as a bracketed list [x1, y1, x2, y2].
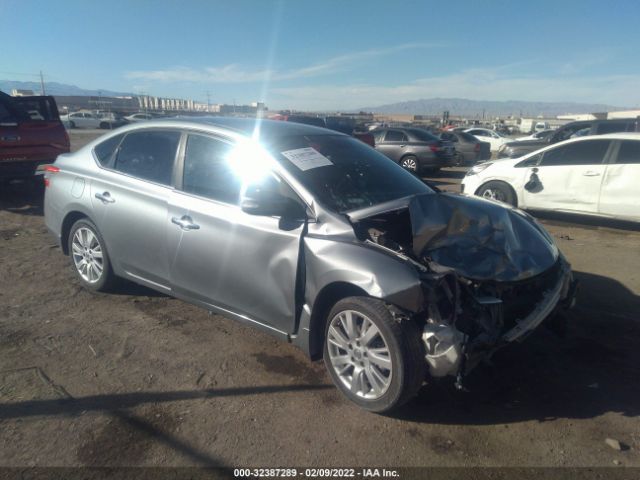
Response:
[0, 80, 133, 98]
[359, 97, 625, 117]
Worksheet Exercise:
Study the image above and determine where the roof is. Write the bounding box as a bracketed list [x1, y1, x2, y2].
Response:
[160, 116, 340, 138]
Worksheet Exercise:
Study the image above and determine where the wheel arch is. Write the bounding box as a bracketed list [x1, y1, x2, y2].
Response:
[307, 282, 369, 360]
[475, 179, 519, 208]
[60, 210, 93, 255]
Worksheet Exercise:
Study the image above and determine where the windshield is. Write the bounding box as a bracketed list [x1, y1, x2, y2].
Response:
[267, 134, 433, 213]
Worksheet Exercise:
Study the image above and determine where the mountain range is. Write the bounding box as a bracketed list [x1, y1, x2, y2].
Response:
[1, 80, 629, 117]
[359, 97, 626, 117]
[0, 80, 133, 98]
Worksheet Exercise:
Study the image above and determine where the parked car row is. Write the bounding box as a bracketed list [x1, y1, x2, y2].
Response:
[59, 111, 155, 130]
[498, 118, 640, 158]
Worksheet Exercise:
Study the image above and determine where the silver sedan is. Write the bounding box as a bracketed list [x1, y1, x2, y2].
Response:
[44, 118, 576, 412]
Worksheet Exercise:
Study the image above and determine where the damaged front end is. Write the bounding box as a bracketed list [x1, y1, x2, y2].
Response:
[349, 193, 577, 383]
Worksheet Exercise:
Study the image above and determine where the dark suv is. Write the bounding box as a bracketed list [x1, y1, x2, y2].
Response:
[0, 91, 70, 180]
[498, 118, 640, 158]
[372, 127, 454, 173]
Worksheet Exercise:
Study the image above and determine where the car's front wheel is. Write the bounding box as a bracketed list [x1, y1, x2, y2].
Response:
[68, 218, 116, 291]
[476, 180, 517, 206]
[323, 297, 426, 413]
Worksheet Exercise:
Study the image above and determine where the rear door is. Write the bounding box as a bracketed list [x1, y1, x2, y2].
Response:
[598, 139, 640, 221]
[167, 132, 305, 332]
[89, 129, 181, 288]
[522, 139, 612, 213]
[375, 129, 408, 162]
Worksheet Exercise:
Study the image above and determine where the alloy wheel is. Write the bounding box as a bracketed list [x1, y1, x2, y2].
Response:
[71, 227, 104, 284]
[401, 157, 417, 171]
[327, 310, 393, 400]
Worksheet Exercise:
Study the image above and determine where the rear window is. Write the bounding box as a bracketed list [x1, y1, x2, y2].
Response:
[114, 130, 181, 185]
[407, 128, 439, 142]
[597, 122, 633, 134]
[94, 133, 125, 166]
[384, 130, 407, 142]
[13, 97, 58, 121]
[456, 131, 478, 142]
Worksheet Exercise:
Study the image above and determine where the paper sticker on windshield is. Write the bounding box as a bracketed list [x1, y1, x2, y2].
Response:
[281, 147, 333, 171]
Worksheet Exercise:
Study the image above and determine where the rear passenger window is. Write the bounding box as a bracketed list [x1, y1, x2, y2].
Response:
[182, 134, 241, 205]
[114, 130, 180, 185]
[540, 139, 610, 166]
[94, 133, 125, 166]
[616, 141, 640, 164]
[384, 130, 407, 142]
[597, 123, 629, 134]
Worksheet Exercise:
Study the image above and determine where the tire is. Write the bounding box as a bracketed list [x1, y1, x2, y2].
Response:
[67, 218, 116, 292]
[399, 155, 418, 173]
[323, 297, 426, 413]
[69, 121, 76, 129]
[99, 122, 109, 129]
[454, 152, 464, 166]
[476, 180, 517, 206]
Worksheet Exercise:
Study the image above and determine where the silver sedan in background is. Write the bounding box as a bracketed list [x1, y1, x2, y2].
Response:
[44, 118, 576, 412]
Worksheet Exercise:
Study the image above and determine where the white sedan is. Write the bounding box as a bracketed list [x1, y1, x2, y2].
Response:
[464, 127, 511, 152]
[461, 133, 640, 223]
[60, 111, 101, 129]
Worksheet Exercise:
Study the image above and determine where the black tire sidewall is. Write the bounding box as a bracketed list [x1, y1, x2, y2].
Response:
[67, 218, 113, 291]
[323, 297, 410, 413]
[479, 181, 516, 206]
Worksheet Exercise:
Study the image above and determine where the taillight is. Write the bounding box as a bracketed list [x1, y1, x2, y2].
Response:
[43, 165, 60, 188]
[475, 143, 480, 152]
[430, 145, 439, 152]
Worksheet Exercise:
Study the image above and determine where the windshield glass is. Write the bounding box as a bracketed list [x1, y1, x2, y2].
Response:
[266, 134, 433, 213]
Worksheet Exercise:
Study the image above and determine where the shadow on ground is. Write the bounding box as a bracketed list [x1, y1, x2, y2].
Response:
[0, 179, 45, 215]
[532, 211, 640, 233]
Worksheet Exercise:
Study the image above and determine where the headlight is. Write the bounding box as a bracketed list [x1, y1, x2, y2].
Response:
[498, 144, 507, 153]
[466, 162, 493, 176]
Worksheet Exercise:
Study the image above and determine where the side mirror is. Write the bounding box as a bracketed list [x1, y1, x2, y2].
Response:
[241, 186, 305, 218]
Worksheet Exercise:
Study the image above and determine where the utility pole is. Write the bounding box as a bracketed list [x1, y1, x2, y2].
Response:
[39, 70, 46, 95]
[206, 91, 211, 113]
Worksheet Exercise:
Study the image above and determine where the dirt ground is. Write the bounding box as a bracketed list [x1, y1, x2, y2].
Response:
[0, 129, 639, 470]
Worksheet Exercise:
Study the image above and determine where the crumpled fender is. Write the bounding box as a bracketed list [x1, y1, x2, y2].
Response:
[303, 235, 425, 313]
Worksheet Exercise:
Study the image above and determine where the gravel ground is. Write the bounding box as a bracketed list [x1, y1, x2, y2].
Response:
[0, 129, 638, 470]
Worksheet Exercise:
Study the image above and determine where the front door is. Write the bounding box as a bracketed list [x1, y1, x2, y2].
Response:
[167, 133, 305, 333]
[522, 138, 611, 213]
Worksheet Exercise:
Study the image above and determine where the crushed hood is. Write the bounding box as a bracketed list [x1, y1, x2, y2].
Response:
[408, 194, 558, 282]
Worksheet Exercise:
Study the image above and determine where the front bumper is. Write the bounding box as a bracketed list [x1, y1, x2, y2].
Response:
[423, 259, 577, 379]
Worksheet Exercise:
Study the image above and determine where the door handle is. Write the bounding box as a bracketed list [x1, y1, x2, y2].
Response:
[94, 192, 115, 203]
[171, 215, 200, 231]
[1, 135, 20, 141]
[582, 171, 601, 176]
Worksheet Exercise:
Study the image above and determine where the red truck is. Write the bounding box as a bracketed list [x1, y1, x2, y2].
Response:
[0, 91, 70, 180]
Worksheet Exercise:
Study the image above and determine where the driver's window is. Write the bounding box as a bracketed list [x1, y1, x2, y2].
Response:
[182, 134, 241, 204]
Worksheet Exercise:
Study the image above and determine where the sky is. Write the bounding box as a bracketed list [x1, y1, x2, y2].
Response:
[1, 0, 639, 110]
